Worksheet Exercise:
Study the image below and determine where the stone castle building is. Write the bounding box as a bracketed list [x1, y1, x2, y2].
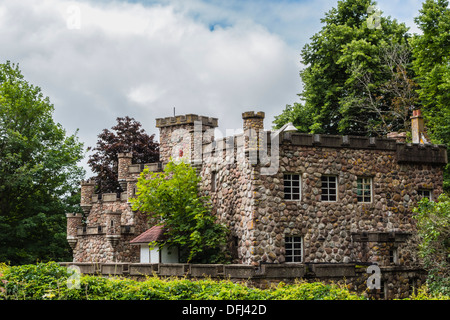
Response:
[66, 109, 447, 269]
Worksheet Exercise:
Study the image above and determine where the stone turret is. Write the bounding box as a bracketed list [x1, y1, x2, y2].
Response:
[156, 114, 218, 165]
[66, 212, 83, 250]
[118, 152, 133, 191]
[80, 180, 95, 215]
[242, 111, 265, 157]
[242, 111, 265, 132]
[105, 210, 122, 248]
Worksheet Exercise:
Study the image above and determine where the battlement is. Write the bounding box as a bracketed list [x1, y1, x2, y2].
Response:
[155, 114, 218, 128]
[242, 111, 265, 119]
[200, 131, 448, 166]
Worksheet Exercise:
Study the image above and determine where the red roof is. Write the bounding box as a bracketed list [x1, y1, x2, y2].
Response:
[130, 225, 166, 244]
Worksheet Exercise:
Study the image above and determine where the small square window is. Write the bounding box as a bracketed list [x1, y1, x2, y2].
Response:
[284, 174, 301, 200]
[389, 247, 398, 265]
[357, 177, 372, 203]
[321, 176, 337, 201]
[417, 189, 432, 200]
[285, 236, 303, 262]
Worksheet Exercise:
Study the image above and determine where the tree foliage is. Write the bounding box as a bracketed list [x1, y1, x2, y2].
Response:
[87, 116, 159, 193]
[0, 262, 368, 300]
[413, 194, 450, 296]
[0, 61, 85, 265]
[273, 0, 450, 190]
[130, 160, 229, 263]
[410, 0, 450, 191]
[274, 0, 411, 135]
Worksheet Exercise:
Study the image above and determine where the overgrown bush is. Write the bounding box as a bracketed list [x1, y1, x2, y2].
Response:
[1, 262, 449, 300]
[0, 262, 364, 300]
[413, 194, 450, 296]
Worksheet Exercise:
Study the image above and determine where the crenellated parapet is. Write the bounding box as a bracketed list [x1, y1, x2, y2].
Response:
[155, 114, 218, 128]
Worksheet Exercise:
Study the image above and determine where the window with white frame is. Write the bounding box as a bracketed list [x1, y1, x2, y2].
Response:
[283, 174, 301, 200]
[417, 189, 432, 200]
[285, 236, 303, 262]
[357, 177, 372, 202]
[321, 176, 337, 201]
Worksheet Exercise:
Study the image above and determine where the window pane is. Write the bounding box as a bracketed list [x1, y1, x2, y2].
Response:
[284, 174, 301, 201]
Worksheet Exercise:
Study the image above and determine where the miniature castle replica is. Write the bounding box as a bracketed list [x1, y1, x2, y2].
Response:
[66, 109, 447, 269]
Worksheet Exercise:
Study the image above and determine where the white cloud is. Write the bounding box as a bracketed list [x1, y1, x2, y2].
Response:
[0, 0, 302, 176]
[0, 0, 425, 177]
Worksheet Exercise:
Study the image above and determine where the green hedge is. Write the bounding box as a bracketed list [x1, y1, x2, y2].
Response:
[0, 262, 448, 300]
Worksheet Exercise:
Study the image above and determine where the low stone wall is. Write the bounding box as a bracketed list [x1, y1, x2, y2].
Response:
[59, 262, 426, 300]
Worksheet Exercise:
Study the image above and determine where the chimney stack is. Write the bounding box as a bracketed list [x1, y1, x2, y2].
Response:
[411, 109, 428, 144]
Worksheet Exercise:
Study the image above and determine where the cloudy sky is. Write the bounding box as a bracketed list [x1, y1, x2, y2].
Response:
[0, 0, 426, 176]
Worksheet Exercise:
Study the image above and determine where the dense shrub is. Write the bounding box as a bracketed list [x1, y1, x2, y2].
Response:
[0, 262, 448, 300]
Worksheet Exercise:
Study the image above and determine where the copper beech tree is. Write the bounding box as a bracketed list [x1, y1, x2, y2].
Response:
[87, 116, 159, 193]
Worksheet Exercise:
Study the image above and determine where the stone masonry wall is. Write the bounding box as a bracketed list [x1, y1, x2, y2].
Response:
[248, 142, 443, 266]
[199, 134, 256, 264]
[71, 190, 148, 263]
[197, 131, 445, 266]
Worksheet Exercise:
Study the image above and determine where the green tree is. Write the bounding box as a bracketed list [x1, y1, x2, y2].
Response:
[410, 0, 450, 191]
[130, 159, 229, 263]
[274, 0, 410, 135]
[0, 61, 85, 265]
[413, 194, 450, 295]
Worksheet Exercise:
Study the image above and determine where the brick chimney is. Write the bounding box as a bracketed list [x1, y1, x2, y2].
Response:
[411, 109, 429, 144]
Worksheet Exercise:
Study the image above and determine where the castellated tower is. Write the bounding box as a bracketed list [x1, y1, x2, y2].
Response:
[156, 114, 218, 165]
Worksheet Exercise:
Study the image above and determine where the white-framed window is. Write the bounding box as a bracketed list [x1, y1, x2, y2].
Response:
[283, 174, 301, 200]
[357, 177, 372, 203]
[321, 176, 337, 201]
[285, 236, 303, 262]
[417, 189, 432, 200]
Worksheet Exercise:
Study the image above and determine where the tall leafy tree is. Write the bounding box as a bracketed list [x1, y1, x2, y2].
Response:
[130, 160, 229, 264]
[87, 116, 159, 193]
[410, 0, 450, 191]
[0, 61, 85, 264]
[274, 0, 410, 135]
